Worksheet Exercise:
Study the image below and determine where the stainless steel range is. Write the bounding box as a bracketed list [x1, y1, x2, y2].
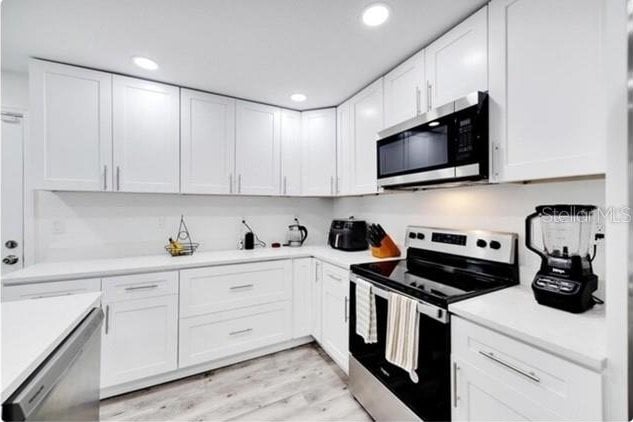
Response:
[349, 226, 519, 421]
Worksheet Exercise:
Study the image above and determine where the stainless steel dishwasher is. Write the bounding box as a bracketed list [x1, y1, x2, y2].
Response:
[2, 308, 103, 421]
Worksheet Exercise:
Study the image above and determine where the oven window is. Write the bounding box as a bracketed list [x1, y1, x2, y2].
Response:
[378, 124, 449, 178]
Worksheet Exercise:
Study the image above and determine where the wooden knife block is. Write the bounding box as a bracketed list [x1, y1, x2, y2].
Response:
[370, 235, 401, 258]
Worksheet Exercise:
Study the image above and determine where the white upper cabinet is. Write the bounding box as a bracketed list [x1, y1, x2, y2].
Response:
[336, 101, 352, 196]
[235, 101, 281, 195]
[30, 59, 113, 191]
[425, 6, 488, 109]
[181, 89, 235, 194]
[301, 108, 337, 196]
[113, 76, 180, 193]
[280, 109, 302, 196]
[383, 50, 426, 128]
[349, 79, 383, 195]
[489, 0, 606, 182]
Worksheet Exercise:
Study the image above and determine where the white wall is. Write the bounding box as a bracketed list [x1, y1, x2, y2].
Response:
[1, 71, 28, 110]
[34, 192, 333, 262]
[334, 178, 606, 293]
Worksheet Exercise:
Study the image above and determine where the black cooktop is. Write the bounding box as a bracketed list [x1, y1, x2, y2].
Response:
[351, 254, 518, 308]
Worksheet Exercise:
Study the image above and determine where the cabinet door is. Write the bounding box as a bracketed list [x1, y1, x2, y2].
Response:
[425, 6, 488, 109]
[280, 109, 302, 196]
[489, 0, 605, 182]
[301, 108, 337, 196]
[311, 259, 323, 342]
[181, 89, 235, 194]
[113, 76, 180, 193]
[292, 258, 313, 338]
[30, 59, 112, 191]
[321, 263, 349, 373]
[336, 102, 352, 196]
[383, 50, 426, 128]
[453, 359, 560, 421]
[349, 79, 383, 195]
[101, 295, 178, 388]
[235, 101, 281, 195]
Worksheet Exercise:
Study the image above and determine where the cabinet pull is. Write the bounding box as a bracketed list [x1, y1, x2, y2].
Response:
[453, 362, 460, 407]
[116, 166, 121, 191]
[230, 328, 253, 336]
[330, 176, 334, 195]
[283, 176, 287, 195]
[103, 165, 108, 190]
[31, 292, 73, 300]
[230, 284, 254, 290]
[478, 350, 540, 383]
[328, 273, 343, 282]
[229, 174, 233, 194]
[238, 174, 242, 194]
[315, 261, 320, 281]
[124, 284, 158, 291]
[336, 177, 340, 195]
[344, 297, 349, 322]
[415, 86, 421, 115]
[105, 305, 110, 335]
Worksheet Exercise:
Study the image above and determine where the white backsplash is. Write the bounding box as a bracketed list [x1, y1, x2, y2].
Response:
[334, 178, 606, 293]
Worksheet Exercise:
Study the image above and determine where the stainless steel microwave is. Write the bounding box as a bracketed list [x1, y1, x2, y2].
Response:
[376, 91, 488, 189]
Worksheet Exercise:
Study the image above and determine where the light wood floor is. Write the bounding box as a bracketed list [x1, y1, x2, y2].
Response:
[100, 343, 372, 421]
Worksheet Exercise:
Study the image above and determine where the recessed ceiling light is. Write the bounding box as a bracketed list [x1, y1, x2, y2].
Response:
[428, 121, 440, 127]
[132, 56, 159, 70]
[290, 93, 307, 102]
[362, 3, 390, 27]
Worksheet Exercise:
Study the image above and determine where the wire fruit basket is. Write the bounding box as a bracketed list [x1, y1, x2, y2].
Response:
[165, 215, 199, 256]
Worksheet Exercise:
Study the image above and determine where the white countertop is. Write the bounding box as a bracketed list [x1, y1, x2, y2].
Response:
[1, 246, 397, 285]
[1, 292, 102, 400]
[449, 285, 606, 371]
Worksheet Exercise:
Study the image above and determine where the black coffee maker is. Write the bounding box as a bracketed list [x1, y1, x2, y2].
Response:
[525, 205, 600, 313]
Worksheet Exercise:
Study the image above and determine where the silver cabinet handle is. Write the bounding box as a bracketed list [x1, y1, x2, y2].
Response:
[328, 273, 342, 281]
[30, 292, 73, 299]
[124, 284, 158, 291]
[478, 350, 540, 383]
[238, 174, 242, 194]
[336, 177, 340, 195]
[344, 296, 349, 322]
[230, 328, 253, 336]
[116, 166, 121, 191]
[283, 176, 287, 195]
[230, 284, 254, 290]
[103, 165, 108, 190]
[105, 305, 110, 334]
[330, 176, 334, 195]
[229, 174, 233, 194]
[427, 82, 432, 111]
[315, 261, 320, 281]
[415, 86, 421, 115]
[453, 362, 459, 408]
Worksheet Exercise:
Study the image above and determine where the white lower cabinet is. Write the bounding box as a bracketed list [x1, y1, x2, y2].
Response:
[451, 317, 603, 421]
[100, 272, 179, 389]
[320, 262, 350, 373]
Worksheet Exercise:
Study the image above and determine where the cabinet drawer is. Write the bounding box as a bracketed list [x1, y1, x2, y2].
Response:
[452, 317, 602, 420]
[101, 271, 178, 302]
[179, 301, 292, 368]
[2, 278, 101, 302]
[180, 260, 292, 317]
[321, 262, 349, 286]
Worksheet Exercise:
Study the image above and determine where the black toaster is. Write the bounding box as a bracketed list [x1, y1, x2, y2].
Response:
[328, 218, 368, 251]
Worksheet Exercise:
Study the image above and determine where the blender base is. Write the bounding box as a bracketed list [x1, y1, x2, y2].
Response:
[531, 273, 598, 314]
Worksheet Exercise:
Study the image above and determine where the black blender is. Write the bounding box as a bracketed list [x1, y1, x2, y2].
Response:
[525, 205, 601, 313]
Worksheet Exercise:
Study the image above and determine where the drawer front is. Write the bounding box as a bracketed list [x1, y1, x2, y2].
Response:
[180, 260, 292, 317]
[452, 317, 603, 420]
[2, 278, 101, 302]
[102, 271, 178, 302]
[179, 301, 292, 368]
[321, 262, 349, 286]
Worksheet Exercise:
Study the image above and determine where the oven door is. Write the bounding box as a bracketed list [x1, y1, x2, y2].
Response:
[349, 278, 451, 421]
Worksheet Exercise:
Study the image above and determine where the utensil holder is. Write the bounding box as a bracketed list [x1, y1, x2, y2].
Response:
[370, 235, 401, 258]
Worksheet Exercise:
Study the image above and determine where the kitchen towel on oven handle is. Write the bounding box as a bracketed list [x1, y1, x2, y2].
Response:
[385, 292, 420, 383]
[355, 278, 378, 344]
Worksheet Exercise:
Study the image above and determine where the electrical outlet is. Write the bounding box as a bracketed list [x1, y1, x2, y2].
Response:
[52, 220, 65, 235]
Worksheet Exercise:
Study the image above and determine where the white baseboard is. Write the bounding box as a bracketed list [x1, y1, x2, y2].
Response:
[100, 336, 314, 399]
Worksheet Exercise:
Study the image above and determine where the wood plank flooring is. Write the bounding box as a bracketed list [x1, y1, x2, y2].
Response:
[100, 343, 372, 421]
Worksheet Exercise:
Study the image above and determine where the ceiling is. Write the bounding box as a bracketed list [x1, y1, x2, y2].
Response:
[1, 0, 486, 110]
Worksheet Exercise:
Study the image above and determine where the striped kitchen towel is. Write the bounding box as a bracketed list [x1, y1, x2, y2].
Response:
[385, 292, 420, 383]
[355, 278, 378, 344]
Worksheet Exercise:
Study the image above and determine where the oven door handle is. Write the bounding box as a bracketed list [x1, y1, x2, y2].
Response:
[351, 276, 449, 324]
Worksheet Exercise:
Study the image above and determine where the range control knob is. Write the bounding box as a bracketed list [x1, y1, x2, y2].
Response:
[489, 240, 501, 250]
[408, 232, 416, 239]
[476, 239, 487, 248]
[416, 233, 425, 240]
